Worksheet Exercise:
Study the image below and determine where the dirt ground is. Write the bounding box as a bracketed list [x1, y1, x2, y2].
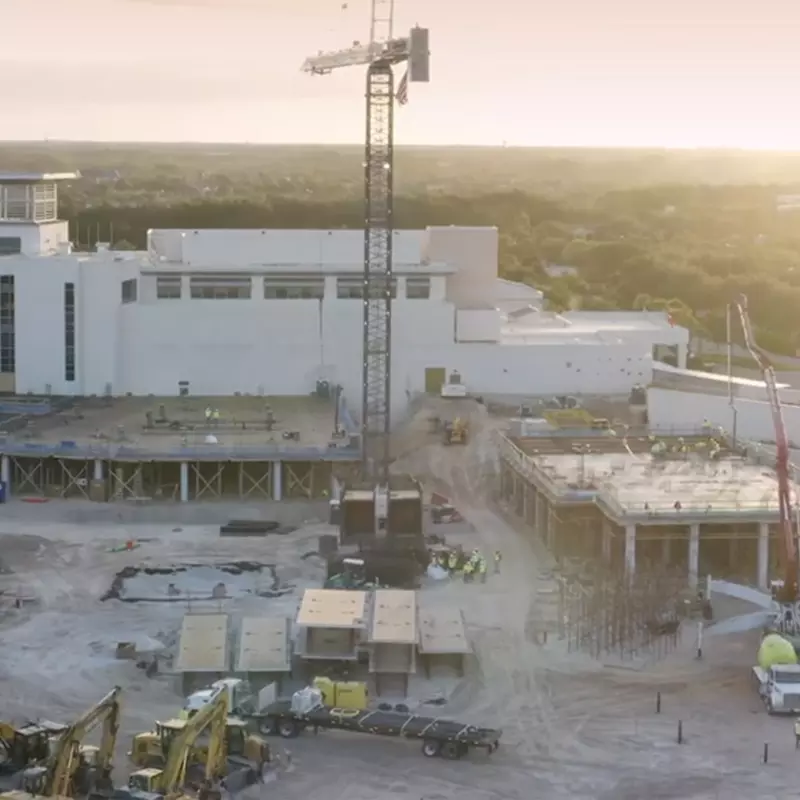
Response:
[2, 411, 800, 799]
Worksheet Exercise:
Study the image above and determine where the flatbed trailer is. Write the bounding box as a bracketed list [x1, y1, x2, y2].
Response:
[258, 701, 501, 760]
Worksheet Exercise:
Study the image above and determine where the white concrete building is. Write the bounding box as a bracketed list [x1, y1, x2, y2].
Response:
[0, 172, 689, 418]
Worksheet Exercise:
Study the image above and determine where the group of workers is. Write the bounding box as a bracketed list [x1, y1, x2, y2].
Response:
[647, 432, 723, 460]
[204, 407, 221, 424]
[431, 546, 502, 582]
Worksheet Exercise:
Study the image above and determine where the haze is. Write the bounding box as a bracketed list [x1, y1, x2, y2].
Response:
[4, 0, 800, 147]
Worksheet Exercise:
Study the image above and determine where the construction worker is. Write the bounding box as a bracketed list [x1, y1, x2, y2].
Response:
[212, 408, 220, 425]
[463, 560, 473, 583]
[477, 556, 487, 583]
[493, 550, 502, 574]
[794, 716, 800, 748]
[448, 550, 458, 574]
[204, 406, 212, 422]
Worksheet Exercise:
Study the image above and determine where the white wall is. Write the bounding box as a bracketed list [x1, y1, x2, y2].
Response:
[0, 221, 69, 256]
[148, 228, 426, 268]
[648, 387, 800, 445]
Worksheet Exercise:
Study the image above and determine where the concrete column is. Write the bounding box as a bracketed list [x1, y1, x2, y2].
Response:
[521, 484, 528, 521]
[93, 459, 103, 481]
[535, 493, 545, 538]
[602, 520, 612, 563]
[689, 523, 700, 589]
[625, 524, 636, 576]
[662, 537, 671, 566]
[547, 506, 555, 550]
[1, 455, 10, 498]
[272, 460, 282, 501]
[758, 522, 769, 590]
[677, 342, 688, 369]
[179, 461, 189, 503]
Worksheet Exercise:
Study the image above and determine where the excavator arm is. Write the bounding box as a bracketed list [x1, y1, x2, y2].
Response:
[46, 687, 122, 797]
[160, 688, 228, 796]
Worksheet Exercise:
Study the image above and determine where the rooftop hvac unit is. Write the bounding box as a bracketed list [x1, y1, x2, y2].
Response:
[178, 381, 190, 397]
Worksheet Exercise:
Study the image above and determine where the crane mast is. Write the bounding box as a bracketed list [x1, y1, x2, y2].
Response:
[736, 295, 799, 618]
[301, 4, 429, 486]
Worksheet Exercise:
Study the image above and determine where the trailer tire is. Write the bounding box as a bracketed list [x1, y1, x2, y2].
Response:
[421, 740, 441, 758]
[259, 718, 277, 736]
[440, 742, 463, 760]
[277, 720, 299, 739]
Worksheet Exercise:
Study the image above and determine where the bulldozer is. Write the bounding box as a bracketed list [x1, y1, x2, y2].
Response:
[442, 417, 468, 445]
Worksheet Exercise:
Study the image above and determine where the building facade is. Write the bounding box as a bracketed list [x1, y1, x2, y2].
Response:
[0, 173, 688, 417]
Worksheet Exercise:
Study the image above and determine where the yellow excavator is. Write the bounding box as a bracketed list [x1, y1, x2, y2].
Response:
[126, 686, 266, 799]
[0, 721, 66, 778]
[0, 686, 122, 800]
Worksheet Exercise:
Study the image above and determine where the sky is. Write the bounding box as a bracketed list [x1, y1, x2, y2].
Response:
[3, 0, 800, 148]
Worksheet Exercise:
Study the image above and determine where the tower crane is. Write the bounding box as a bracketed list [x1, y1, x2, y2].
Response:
[302, 2, 430, 485]
[736, 295, 800, 631]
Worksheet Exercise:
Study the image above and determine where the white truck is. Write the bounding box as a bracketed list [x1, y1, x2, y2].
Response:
[753, 663, 800, 714]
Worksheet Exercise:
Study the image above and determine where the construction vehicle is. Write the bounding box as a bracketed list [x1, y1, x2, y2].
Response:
[14, 687, 122, 799]
[440, 371, 467, 399]
[258, 686, 500, 760]
[130, 685, 267, 792]
[0, 722, 66, 777]
[442, 418, 468, 445]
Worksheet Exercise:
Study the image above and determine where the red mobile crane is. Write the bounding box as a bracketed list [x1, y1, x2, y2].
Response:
[735, 295, 798, 608]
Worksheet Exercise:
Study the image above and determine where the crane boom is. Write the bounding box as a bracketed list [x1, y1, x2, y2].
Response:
[736, 295, 798, 604]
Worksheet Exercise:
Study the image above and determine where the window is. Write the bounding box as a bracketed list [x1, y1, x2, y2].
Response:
[336, 277, 397, 299]
[2, 185, 29, 221]
[264, 277, 324, 299]
[0, 237, 21, 256]
[64, 283, 75, 382]
[406, 277, 431, 299]
[32, 183, 57, 222]
[0, 276, 14, 374]
[190, 275, 251, 299]
[121, 278, 137, 304]
[156, 276, 181, 299]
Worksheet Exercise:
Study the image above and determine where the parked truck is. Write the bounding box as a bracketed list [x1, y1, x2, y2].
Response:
[753, 663, 800, 714]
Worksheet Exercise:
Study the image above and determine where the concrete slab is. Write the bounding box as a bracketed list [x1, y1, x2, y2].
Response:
[370, 589, 416, 645]
[417, 607, 470, 655]
[237, 616, 291, 673]
[296, 588, 368, 629]
[533, 452, 780, 518]
[175, 613, 229, 672]
[2, 395, 340, 453]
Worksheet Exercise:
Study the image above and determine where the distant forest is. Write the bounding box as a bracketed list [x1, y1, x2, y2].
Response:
[4, 141, 800, 355]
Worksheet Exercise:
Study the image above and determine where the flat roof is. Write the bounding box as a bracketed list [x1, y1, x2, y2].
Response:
[0, 394, 346, 457]
[296, 589, 368, 629]
[534, 452, 781, 519]
[236, 616, 291, 673]
[0, 172, 78, 182]
[175, 613, 229, 672]
[417, 607, 471, 655]
[370, 589, 416, 644]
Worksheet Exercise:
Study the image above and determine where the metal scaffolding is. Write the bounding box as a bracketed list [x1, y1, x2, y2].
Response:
[557, 562, 688, 662]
